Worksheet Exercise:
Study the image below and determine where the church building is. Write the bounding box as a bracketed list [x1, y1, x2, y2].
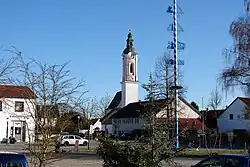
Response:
[101, 31, 202, 135]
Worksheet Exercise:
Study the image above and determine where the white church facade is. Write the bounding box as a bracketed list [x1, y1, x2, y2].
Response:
[101, 31, 201, 135]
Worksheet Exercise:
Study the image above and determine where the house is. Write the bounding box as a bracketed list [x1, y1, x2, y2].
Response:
[0, 85, 36, 142]
[217, 97, 250, 133]
[109, 97, 201, 135]
[89, 118, 102, 134]
[200, 109, 225, 131]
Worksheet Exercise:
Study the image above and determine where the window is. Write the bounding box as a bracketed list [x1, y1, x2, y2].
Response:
[6, 162, 23, 167]
[224, 157, 245, 167]
[62, 136, 68, 139]
[75, 136, 81, 140]
[229, 114, 234, 120]
[129, 63, 134, 75]
[15, 102, 24, 112]
[69, 136, 74, 139]
[0, 101, 2, 111]
[197, 156, 222, 167]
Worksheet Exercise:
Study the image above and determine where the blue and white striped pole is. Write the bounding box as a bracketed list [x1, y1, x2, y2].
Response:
[173, 0, 179, 150]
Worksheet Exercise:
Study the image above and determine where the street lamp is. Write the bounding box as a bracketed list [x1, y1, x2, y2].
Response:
[170, 85, 183, 150]
[77, 115, 80, 132]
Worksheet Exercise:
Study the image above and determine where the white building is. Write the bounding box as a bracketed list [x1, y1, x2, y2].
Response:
[110, 97, 200, 135]
[218, 97, 250, 132]
[101, 31, 202, 135]
[0, 85, 36, 142]
[89, 118, 102, 134]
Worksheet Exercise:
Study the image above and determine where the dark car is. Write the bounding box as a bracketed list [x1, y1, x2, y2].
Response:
[0, 152, 28, 167]
[191, 154, 250, 167]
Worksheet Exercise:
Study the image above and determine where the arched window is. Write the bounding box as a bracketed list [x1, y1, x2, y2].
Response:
[130, 63, 134, 75]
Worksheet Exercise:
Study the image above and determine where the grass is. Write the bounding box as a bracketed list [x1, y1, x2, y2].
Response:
[176, 149, 248, 157]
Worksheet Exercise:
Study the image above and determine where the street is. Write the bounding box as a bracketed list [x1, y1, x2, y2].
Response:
[37, 153, 200, 167]
[0, 143, 201, 166]
[47, 154, 200, 167]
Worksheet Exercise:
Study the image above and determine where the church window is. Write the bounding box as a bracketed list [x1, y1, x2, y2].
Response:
[130, 63, 134, 75]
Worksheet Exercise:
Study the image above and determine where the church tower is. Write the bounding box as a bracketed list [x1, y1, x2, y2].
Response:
[121, 31, 139, 107]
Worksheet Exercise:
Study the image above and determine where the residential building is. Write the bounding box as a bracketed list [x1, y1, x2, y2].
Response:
[218, 97, 250, 132]
[0, 85, 36, 142]
[89, 118, 102, 134]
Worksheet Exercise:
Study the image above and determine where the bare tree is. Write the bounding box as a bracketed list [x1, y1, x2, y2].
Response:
[8, 50, 88, 167]
[154, 52, 187, 99]
[220, 1, 250, 95]
[0, 46, 20, 83]
[206, 86, 222, 148]
[208, 86, 222, 110]
[95, 93, 112, 117]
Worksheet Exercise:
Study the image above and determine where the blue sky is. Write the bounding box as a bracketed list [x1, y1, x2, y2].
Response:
[0, 0, 245, 109]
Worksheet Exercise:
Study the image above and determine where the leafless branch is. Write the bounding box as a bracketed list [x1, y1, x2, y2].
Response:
[208, 86, 222, 110]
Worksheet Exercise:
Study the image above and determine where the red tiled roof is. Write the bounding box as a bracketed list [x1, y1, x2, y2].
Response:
[0, 85, 36, 99]
[156, 118, 206, 131]
[239, 97, 250, 106]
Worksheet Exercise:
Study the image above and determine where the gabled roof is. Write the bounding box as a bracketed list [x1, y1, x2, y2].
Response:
[111, 99, 168, 119]
[217, 97, 250, 119]
[107, 91, 121, 110]
[179, 96, 199, 114]
[100, 91, 121, 122]
[90, 118, 99, 125]
[0, 85, 36, 99]
[110, 96, 199, 119]
[239, 97, 250, 106]
[200, 109, 225, 119]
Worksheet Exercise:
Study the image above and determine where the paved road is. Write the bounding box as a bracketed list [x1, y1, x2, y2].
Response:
[0, 140, 99, 152]
[48, 155, 200, 167]
[0, 143, 201, 166]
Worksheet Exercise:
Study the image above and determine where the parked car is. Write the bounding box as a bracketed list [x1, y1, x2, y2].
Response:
[191, 154, 250, 167]
[0, 152, 28, 167]
[58, 135, 88, 146]
[69, 132, 85, 138]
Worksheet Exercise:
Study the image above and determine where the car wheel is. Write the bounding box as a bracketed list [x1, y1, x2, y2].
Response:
[83, 141, 88, 146]
[64, 141, 69, 146]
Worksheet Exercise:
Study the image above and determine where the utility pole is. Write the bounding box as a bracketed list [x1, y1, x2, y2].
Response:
[167, 0, 185, 150]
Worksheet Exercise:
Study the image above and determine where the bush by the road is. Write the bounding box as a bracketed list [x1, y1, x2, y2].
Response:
[96, 135, 178, 167]
[177, 149, 248, 157]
